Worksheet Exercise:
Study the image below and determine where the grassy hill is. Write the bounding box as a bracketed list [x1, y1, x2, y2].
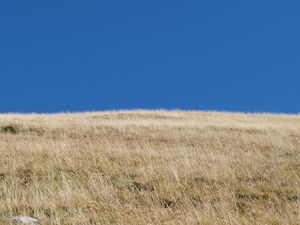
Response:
[0, 110, 299, 225]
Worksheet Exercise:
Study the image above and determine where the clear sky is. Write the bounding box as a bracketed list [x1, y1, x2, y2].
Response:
[1, 1, 299, 113]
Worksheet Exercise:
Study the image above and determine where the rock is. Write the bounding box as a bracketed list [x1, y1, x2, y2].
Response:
[12, 216, 38, 225]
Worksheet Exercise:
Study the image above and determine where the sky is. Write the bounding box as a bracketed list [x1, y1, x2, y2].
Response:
[1, 1, 300, 113]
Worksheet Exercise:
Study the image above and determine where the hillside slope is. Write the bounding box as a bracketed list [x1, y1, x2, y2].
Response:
[0, 110, 299, 225]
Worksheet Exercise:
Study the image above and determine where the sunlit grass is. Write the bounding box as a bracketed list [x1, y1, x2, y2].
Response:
[0, 110, 299, 224]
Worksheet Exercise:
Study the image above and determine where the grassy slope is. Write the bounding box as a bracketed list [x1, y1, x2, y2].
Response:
[0, 110, 299, 225]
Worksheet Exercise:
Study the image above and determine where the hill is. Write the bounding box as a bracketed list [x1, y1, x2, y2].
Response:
[0, 110, 299, 225]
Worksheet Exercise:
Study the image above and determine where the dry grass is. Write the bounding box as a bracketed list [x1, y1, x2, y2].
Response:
[0, 110, 299, 225]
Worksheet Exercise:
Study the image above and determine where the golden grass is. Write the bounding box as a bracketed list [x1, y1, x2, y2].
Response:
[0, 110, 299, 225]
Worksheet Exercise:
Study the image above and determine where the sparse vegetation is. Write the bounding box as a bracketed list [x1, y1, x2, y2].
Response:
[0, 110, 299, 224]
[1, 124, 19, 134]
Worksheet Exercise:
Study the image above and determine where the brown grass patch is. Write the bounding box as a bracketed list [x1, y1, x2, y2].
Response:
[0, 110, 299, 224]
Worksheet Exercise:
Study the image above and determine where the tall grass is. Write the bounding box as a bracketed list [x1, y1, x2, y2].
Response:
[0, 110, 299, 224]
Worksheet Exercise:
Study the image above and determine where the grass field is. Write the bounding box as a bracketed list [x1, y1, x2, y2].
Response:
[0, 110, 299, 225]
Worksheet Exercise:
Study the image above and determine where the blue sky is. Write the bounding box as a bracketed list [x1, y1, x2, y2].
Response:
[1, 1, 300, 113]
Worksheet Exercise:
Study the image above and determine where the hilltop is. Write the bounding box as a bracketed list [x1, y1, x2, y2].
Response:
[0, 110, 299, 225]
